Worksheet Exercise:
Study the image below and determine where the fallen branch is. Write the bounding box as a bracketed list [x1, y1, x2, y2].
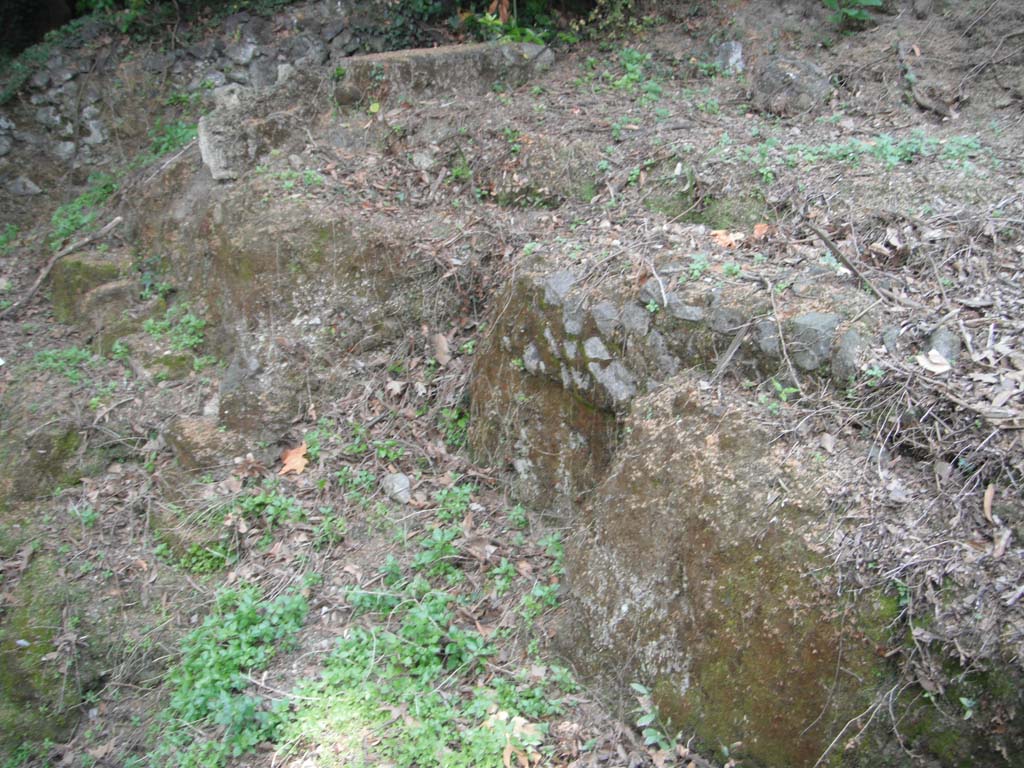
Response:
[0, 216, 124, 321]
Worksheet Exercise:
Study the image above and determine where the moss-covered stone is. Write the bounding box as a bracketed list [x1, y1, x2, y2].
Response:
[0, 556, 80, 749]
[0, 424, 82, 503]
[49, 253, 127, 324]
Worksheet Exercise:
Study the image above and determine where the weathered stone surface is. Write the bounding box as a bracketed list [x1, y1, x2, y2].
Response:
[164, 417, 249, 470]
[382, 473, 412, 504]
[558, 382, 889, 767]
[751, 54, 833, 116]
[6, 176, 41, 196]
[715, 41, 744, 74]
[929, 326, 960, 364]
[0, 555, 104, 749]
[338, 42, 554, 102]
[49, 252, 128, 323]
[832, 327, 866, 382]
[787, 312, 841, 371]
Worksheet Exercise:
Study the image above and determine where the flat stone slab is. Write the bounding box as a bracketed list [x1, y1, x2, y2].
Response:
[335, 42, 554, 103]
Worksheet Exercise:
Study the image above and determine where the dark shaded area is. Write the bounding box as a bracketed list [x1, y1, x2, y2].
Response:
[0, 0, 73, 58]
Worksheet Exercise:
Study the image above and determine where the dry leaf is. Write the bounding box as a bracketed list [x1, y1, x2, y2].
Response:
[278, 442, 309, 475]
[710, 229, 744, 248]
[431, 333, 452, 366]
[915, 349, 952, 375]
[386, 379, 407, 398]
[752, 222, 771, 240]
[982, 484, 995, 524]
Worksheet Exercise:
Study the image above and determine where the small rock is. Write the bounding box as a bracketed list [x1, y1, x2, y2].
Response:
[928, 326, 960, 364]
[667, 300, 704, 322]
[34, 106, 62, 129]
[7, 176, 41, 196]
[142, 51, 176, 73]
[715, 41, 744, 74]
[321, 19, 346, 42]
[755, 319, 780, 357]
[523, 343, 545, 374]
[584, 337, 612, 361]
[226, 42, 257, 66]
[211, 83, 248, 110]
[330, 30, 358, 60]
[710, 306, 745, 333]
[788, 313, 841, 371]
[81, 119, 106, 145]
[203, 70, 228, 88]
[0, 115, 15, 132]
[382, 473, 412, 504]
[0, 135, 11, 157]
[249, 59, 278, 90]
[589, 360, 637, 406]
[621, 303, 650, 336]
[563, 301, 584, 336]
[639, 278, 671, 308]
[291, 35, 328, 67]
[751, 54, 833, 116]
[53, 141, 76, 162]
[411, 151, 436, 172]
[543, 270, 576, 307]
[29, 70, 51, 89]
[277, 63, 297, 84]
[831, 328, 865, 383]
[226, 68, 250, 85]
[591, 300, 620, 336]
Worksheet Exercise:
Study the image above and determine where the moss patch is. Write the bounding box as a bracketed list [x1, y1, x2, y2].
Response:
[0, 556, 78, 749]
[49, 255, 125, 324]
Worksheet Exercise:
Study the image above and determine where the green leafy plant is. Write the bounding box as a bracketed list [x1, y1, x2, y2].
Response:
[179, 541, 235, 573]
[822, 0, 882, 26]
[630, 682, 679, 752]
[148, 120, 198, 156]
[49, 173, 117, 249]
[0, 223, 18, 255]
[439, 407, 470, 448]
[143, 303, 206, 351]
[34, 346, 95, 383]
[759, 378, 800, 414]
[434, 482, 475, 523]
[237, 486, 306, 528]
[150, 586, 307, 768]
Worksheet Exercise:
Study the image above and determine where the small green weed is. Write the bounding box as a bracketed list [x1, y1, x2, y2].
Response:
[680, 253, 710, 282]
[148, 120, 198, 156]
[439, 407, 470, 448]
[69, 503, 99, 528]
[0, 223, 18, 255]
[823, 0, 882, 26]
[313, 507, 347, 549]
[434, 482, 475, 523]
[237, 486, 306, 528]
[150, 586, 308, 768]
[49, 173, 117, 250]
[759, 378, 800, 414]
[34, 347, 95, 383]
[179, 541, 235, 573]
[631, 682, 680, 752]
[143, 303, 206, 351]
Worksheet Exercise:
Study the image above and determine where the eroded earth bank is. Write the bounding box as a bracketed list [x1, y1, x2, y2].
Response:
[1, 1, 1023, 766]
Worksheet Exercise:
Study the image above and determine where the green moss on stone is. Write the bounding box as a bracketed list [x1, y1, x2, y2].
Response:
[0, 556, 77, 750]
[49, 256, 124, 324]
